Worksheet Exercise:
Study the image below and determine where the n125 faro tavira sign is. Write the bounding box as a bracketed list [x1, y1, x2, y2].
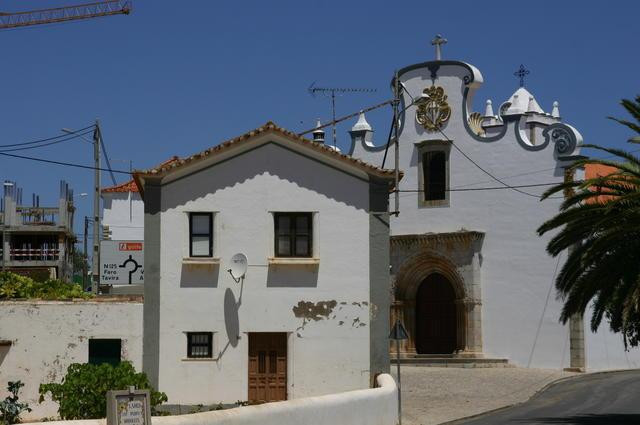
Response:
[100, 240, 144, 285]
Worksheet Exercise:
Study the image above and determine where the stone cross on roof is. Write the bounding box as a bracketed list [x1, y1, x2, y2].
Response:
[514, 64, 530, 87]
[431, 34, 447, 61]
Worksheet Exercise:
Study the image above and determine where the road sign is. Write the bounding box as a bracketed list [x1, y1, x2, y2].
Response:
[100, 240, 144, 285]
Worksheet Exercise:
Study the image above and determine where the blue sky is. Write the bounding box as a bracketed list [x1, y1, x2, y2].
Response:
[1, 1, 638, 242]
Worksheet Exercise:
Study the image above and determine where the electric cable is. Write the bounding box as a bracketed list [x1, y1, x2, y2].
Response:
[0, 124, 95, 147]
[0, 129, 95, 153]
[0, 151, 131, 174]
[96, 126, 118, 185]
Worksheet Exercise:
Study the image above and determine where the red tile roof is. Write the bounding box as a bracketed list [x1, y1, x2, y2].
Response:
[584, 163, 621, 204]
[102, 156, 181, 193]
[134, 122, 397, 183]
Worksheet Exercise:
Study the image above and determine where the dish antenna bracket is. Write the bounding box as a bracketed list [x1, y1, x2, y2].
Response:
[227, 253, 248, 283]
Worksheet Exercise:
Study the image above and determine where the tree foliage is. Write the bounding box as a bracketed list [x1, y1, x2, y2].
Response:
[538, 96, 640, 347]
[0, 272, 91, 300]
[39, 362, 167, 420]
[0, 381, 31, 425]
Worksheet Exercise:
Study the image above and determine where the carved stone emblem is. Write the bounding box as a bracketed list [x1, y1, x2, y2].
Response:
[415, 86, 452, 132]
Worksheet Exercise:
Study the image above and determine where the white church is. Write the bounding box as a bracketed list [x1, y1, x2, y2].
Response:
[345, 37, 640, 370]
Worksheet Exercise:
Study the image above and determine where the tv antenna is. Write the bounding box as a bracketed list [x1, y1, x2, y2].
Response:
[308, 83, 376, 148]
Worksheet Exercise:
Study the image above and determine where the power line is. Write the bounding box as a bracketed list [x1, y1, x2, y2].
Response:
[0, 151, 131, 174]
[394, 182, 562, 193]
[298, 99, 392, 136]
[96, 126, 117, 185]
[0, 124, 95, 147]
[0, 129, 95, 153]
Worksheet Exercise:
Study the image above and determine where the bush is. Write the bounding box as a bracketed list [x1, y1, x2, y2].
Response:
[0, 381, 31, 424]
[0, 272, 91, 300]
[39, 362, 167, 420]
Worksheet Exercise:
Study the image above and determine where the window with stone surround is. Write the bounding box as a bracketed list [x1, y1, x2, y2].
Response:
[418, 141, 450, 207]
[189, 212, 213, 257]
[274, 212, 313, 257]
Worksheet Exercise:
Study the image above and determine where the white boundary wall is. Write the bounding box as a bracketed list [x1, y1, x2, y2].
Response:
[0, 300, 143, 420]
[28, 374, 398, 425]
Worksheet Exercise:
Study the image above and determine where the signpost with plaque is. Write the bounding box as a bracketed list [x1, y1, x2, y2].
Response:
[107, 387, 151, 425]
[100, 240, 144, 286]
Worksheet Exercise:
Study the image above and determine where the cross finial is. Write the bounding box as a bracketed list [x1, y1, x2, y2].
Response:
[514, 64, 530, 87]
[431, 34, 447, 61]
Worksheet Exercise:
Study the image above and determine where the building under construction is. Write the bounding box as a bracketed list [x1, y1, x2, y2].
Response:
[1, 181, 76, 281]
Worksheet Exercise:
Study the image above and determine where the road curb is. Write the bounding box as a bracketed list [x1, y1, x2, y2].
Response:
[435, 370, 638, 425]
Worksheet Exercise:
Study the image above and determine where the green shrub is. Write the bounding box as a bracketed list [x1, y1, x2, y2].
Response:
[38, 362, 167, 420]
[0, 272, 91, 300]
[0, 381, 31, 424]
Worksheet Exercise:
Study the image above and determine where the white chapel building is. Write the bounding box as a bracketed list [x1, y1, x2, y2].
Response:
[347, 43, 640, 370]
[133, 122, 396, 404]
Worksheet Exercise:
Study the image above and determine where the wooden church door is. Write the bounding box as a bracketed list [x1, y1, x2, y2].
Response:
[415, 273, 457, 354]
[248, 333, 287, 402]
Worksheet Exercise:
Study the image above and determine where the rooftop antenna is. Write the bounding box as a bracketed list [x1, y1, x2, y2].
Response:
[308, 83, 376, 148]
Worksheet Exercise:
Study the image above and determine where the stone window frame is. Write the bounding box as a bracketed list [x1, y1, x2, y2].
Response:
[416, 140, 451, 208]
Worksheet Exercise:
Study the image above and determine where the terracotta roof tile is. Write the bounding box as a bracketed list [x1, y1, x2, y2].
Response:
[102, 156, 181, 193]
[135, 122, 397, 180]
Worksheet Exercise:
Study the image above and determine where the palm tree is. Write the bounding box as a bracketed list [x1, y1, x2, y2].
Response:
[538, 96, 640, 347]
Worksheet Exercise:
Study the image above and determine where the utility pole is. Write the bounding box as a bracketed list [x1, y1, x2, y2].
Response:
[83, 216, 89, 291]
[92, 121, 101, 294]
[393, 70, 400, 217]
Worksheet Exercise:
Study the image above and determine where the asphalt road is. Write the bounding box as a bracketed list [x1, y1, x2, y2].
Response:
[455, 370, 640, 425]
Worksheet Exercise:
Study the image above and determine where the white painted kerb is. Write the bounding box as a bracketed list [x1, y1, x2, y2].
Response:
[30, 374, 397, 425]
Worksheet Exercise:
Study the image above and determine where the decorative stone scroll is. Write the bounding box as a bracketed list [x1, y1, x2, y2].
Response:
[542, 123, 578, 155]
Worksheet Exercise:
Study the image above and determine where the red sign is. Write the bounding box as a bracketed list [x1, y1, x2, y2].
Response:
[118, 242, 143, 251]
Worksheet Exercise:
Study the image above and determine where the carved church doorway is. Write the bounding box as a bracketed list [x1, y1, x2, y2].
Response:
[415, 273, 457, 354]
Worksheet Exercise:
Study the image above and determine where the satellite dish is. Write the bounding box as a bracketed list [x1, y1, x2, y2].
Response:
[228, 253, 248, 282]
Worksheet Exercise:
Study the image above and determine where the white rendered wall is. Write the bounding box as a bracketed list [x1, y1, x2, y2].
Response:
[102, 192, 144, 240]
[352, 62, 640, 370]
[26, 374, 398, 425]
[0, 301, 143, 420]
[155, 142, 375, 405]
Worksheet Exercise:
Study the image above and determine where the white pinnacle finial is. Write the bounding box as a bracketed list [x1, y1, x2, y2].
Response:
[484, 100, 494, 117]
[352, 110, 372, 132]
[315, 118, 322, 128]
[431, 34, 447, 60]
[551, 101, 560, 118]
[527, 96, 537, 113]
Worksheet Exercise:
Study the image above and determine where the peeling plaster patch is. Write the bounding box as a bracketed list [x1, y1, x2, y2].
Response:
[362, 301, 369, 306]
[292, 300, 337, 321]
[339, 302, 347, 305]
[338, 321, 344, 326]
[352, 302, 361, 307]
[67, 343, 77, 349]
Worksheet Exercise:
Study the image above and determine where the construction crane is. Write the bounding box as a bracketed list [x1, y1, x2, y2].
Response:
[0, 1, 131, 30]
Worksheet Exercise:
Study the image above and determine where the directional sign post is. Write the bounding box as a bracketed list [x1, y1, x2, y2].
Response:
[389, 319, 408, 425]
[100, 241, 144, 286]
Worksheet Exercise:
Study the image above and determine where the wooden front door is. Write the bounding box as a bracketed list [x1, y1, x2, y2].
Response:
[415, 273, 457, 354]
[248, 333, 287, 402]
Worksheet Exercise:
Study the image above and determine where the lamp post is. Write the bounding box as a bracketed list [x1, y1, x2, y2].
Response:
[1, 181, 15, 271]
[63, 123, 101, 294]
[389, 319, 408, 425]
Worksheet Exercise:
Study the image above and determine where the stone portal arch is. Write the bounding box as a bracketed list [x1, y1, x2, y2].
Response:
[391, 245, 483, 357]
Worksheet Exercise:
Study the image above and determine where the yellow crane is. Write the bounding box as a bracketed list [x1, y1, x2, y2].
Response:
[0, 1, 131, 30]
